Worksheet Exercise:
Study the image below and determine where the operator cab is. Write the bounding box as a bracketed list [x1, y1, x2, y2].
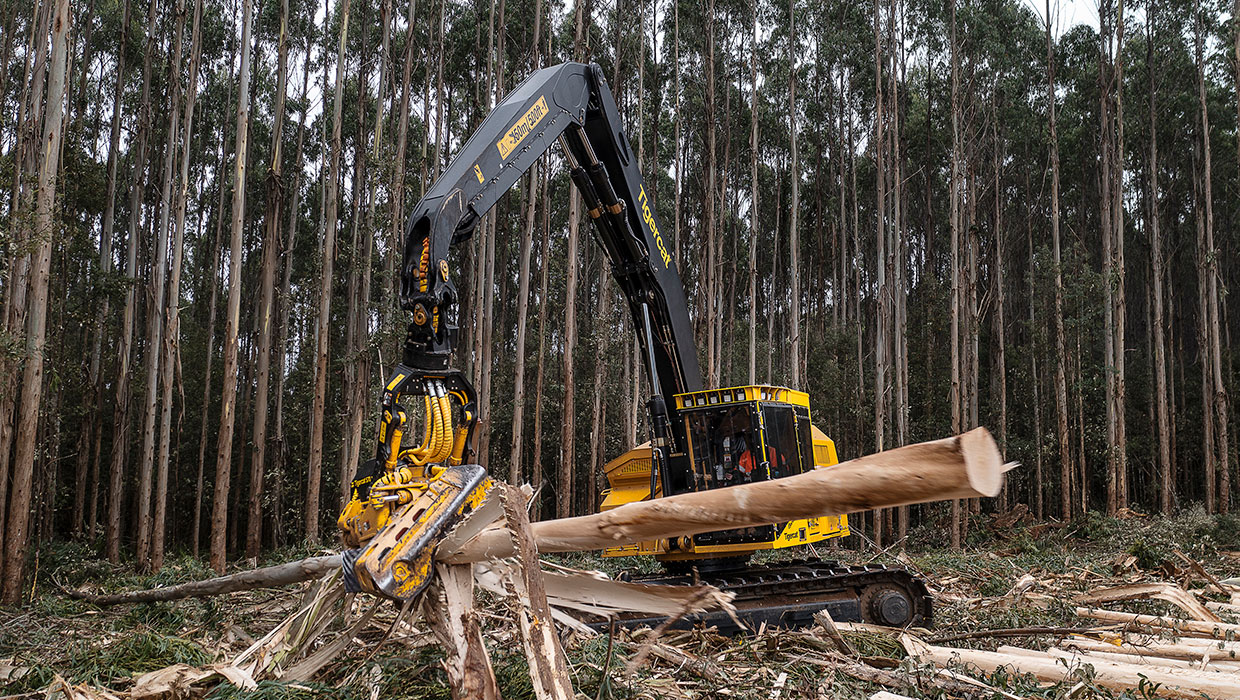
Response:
[679, 386, 815, 490]
[599, 385, 850, 562]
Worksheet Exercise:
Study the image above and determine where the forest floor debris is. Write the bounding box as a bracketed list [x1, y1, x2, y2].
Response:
[7, 508, 1240, 698]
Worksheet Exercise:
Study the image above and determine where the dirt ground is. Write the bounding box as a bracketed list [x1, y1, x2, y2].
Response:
[5, 507, 1240, 699]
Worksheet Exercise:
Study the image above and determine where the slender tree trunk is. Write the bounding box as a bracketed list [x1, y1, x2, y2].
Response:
[77, 0, 133, 542]
[949, 0, 962, 545]
[788, 0, 801, 389]
[748, 0, 759, 386]
[153, 0, 201, 570]
[107, 0, 158, 564]
[1045, 0, 1072, 521]
[1026, 177, 1044, 518]
[559, 194, 581, 517]
[136, 0, 187, 571]
[587, 287, 611, 511]
[211, 0, 254, 573]
[509, 165, 539, 484]
[1148, 2, 1172, 514]
[1113, 0, 1128, 511]
[1, 0, 68, 602]
[531, 167, 550, 519]
[308, 0, 350, 543]
[272, 36, 312, 548]
[992, 108, 1006, 473]
[247, 0, 289, 559]
[673, 0, 681, 261]
[1195, 0, 1229, 512]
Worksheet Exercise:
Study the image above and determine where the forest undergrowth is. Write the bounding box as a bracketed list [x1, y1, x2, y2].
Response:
[5, 508, 1240, 699]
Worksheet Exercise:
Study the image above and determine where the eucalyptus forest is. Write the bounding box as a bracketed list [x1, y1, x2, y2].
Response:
[0, 0, 1236, 604]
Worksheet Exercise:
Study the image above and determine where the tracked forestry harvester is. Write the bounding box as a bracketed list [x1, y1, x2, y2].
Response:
[335, 61, 932, 629]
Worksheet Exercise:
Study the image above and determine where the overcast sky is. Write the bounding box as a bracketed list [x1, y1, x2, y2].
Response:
[1031, 0, 1107, 34]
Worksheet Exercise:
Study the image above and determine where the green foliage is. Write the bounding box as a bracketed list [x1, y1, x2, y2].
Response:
[67, 632, 211, 686]
[1126, 539, 1168, 570]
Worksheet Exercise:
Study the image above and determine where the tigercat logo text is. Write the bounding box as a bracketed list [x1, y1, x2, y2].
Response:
[496, 96, 549, 159]
[638, 186, 671, 268]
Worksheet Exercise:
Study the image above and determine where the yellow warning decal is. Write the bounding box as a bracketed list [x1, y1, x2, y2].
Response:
[473, 164, 484, 183]
[496, 96, 549, 159]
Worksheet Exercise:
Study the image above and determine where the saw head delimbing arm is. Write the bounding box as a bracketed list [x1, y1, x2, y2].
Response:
[397, 61, 700, 407]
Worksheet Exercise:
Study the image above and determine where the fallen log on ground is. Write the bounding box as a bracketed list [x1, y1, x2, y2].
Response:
[1074, 583, 1219, 623]
[917, 644, 1240, 698]
[1076, 607, 1240, 640]
[61, 555, 342, 605]
[444, 427, 1006, 563]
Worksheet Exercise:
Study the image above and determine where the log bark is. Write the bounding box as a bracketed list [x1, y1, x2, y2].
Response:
[1074, 583, 1219, 623]
[917, 644, 1240, 699]
[62, 556, 342, 606]
[1076, 608, 1240, 640]
[446, 427, 1004, 563]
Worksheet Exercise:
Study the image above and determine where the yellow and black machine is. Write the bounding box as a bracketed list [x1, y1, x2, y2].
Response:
[337, 62, 930, 629]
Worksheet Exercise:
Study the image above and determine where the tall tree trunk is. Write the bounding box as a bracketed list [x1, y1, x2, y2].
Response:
[748, 0, 759, 386]
[107, 0, 158, 564]
[1, 0, 68, 602]
[788, 0, 801, 389]
[77, 0, 133, 542]
[509, 164, 539, 484]
[247, 0, 289, 559]
[153, 0, 201, 570]
[272, 35, 313, 548]
[211, 0, 254, 573]
[136, 0, 186, 571]
[949, 0, 962, 546]
[530, 167, 550, 519]
[1046, 0, 1072, 521]
[992, 104, 1006, 478]
[1148, 2, 1172, 514]
[1113, 0, 1128, 511]
[587, 287, 611, 511]
[1026, 175, 1044, 518]
[308, 0, 350, 543]
[559, 194, 581, 517]
[1195, 0, 1229, 512]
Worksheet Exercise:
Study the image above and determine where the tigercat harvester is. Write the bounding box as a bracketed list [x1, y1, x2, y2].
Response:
[336, 61, 931, 630]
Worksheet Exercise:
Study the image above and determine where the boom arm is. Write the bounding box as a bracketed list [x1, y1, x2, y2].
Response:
[397, 62, 701, 478]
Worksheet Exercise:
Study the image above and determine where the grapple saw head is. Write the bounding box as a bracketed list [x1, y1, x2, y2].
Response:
[338, 367, 490, 601]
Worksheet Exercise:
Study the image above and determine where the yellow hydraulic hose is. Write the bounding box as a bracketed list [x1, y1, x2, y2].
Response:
[436, 391, 454, 462]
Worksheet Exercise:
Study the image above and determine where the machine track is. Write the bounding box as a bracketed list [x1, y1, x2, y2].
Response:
[604, 559, 932, 635]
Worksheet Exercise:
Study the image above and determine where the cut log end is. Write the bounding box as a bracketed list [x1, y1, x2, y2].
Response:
[959, 427, 1004, 498]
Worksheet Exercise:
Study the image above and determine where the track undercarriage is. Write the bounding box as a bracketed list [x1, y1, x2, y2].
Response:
[603, 559, 933, 635]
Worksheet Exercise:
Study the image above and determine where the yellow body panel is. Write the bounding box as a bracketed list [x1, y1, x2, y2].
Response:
[599, 385, 850, 561]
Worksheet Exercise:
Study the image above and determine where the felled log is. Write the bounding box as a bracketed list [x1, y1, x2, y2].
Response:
[445, 427, 1005, 563]
[1076, 607, 1240, 640]
[62, 555, 342, 605]
[1074, 583, 1219, 623]
[917, 644, 1240, 698]
[1057, 638, 1240, 668]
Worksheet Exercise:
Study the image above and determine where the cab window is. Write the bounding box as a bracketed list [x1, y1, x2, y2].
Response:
[762, 405, 798, 479]
[685, 405, 763, 488]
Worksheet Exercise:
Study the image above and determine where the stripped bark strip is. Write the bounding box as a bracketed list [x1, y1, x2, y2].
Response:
[423, 562, 500, 700]
[499, 484, 575, 700]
